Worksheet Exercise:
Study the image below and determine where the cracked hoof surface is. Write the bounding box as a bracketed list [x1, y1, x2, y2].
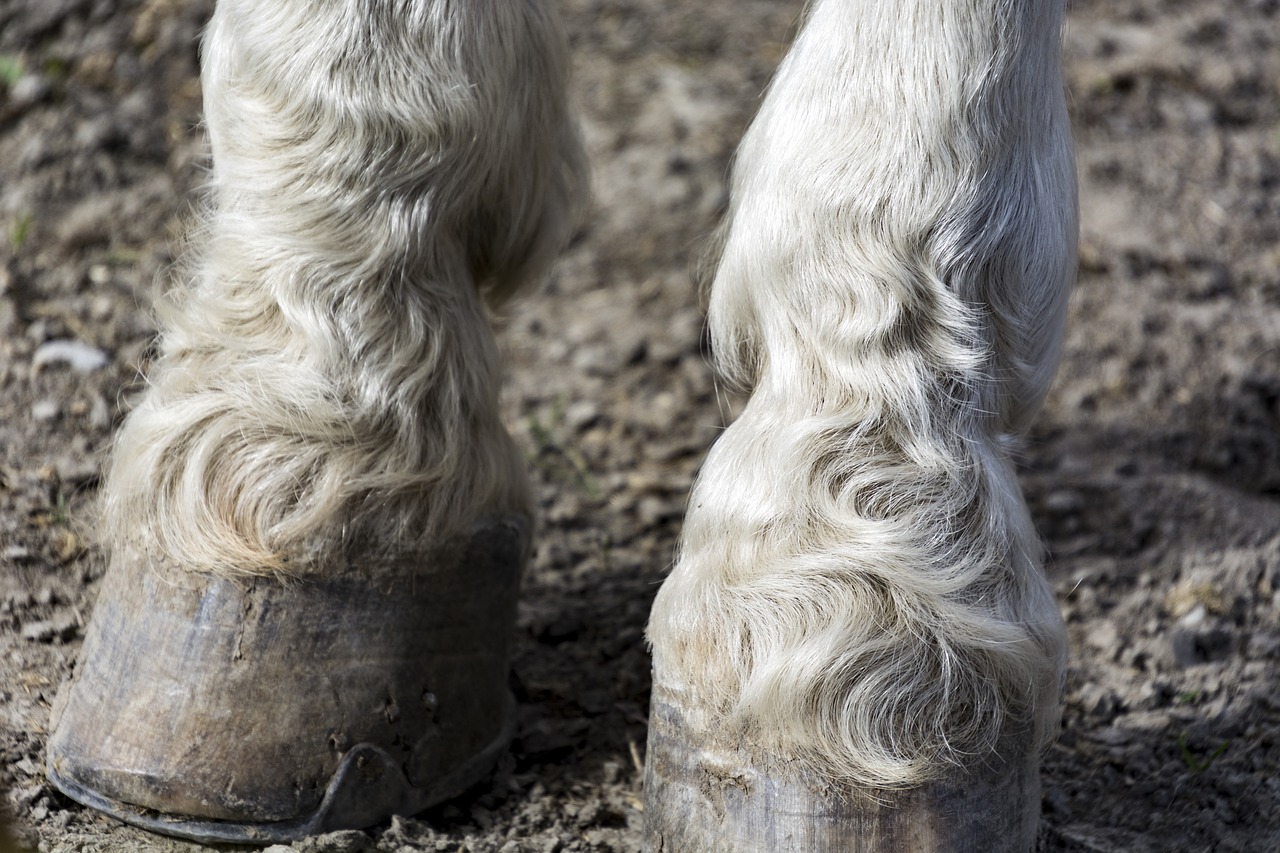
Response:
[46, 517, 529, 845]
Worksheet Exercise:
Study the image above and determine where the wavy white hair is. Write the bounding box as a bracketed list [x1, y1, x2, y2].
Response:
[648, 0, 1076, 788]
[102, 0, 1071, 796]
[101, 0, 587, 577]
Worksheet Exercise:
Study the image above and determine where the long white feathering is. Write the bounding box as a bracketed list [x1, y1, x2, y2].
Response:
[101, 0, 587, 577]
[103, 0, 1074, 795]
[649, 0, 1076, 788]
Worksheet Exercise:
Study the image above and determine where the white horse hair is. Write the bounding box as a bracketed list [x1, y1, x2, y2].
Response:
[648, 0, 1075, 789]
[100, 0, 1074, 804]
[101, 0, 586, 577]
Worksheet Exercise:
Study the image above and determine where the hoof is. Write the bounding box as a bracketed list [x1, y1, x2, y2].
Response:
[46, 517, 529, 845]
[643, 682, 1040, 853]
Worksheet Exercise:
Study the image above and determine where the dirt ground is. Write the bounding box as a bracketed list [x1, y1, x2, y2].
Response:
[1, 0, 1278, 850]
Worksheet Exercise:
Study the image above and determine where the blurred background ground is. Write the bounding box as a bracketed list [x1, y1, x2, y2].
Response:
[1, 0, 1278, 850]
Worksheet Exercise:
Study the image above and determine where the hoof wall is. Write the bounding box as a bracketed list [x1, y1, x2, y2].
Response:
[643, 684, 1041, 852]
[46, 517, 528, 844]
[48, 729, 513, 845]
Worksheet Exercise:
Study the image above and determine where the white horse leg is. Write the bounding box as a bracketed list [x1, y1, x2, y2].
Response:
[46, 0, 585, 843]
[646, 0, 1076, 849]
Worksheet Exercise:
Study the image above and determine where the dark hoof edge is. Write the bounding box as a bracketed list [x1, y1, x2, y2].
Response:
[48, 703, 514, 845]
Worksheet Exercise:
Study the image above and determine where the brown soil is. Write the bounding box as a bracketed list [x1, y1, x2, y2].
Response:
[2, 0, 1278, 851]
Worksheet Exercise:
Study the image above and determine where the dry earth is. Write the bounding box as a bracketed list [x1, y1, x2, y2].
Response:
[1, 0, 1279, 851]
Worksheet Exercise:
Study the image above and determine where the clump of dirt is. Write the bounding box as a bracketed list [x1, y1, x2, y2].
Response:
[2, 0, 1278, 851]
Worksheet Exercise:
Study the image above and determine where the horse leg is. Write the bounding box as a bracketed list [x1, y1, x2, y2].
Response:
[46, 1, 585, 843]
[646, 1, 1076, 849]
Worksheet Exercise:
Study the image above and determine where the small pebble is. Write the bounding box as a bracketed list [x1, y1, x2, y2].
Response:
[33, 339, 110, 373]
[31, 400, 60, 423]
[89, 394, 112, 430]
[90, 294, 114, 320]
[1181, 603, 1206, 627]
[564, 400, 601, 431]
[8, 74, 49, 109]
[21, 616, 78, 643]
[26, 318, 50, 343]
